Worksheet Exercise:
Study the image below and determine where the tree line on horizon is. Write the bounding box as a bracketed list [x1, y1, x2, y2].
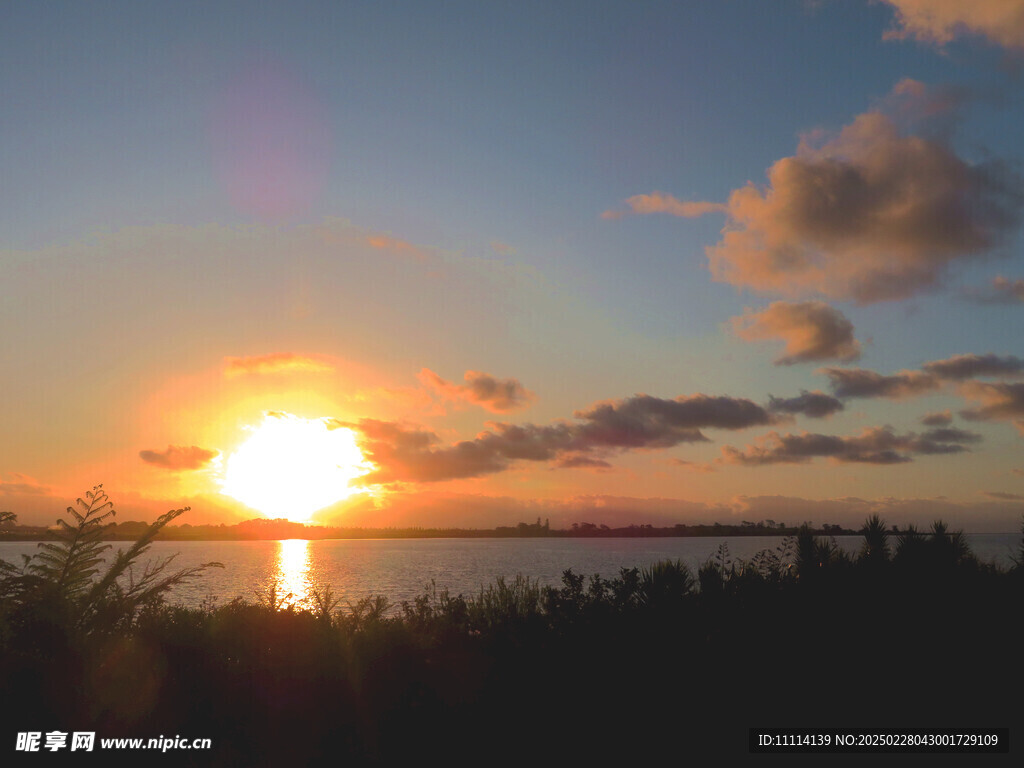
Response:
[0, 510, 862, 541]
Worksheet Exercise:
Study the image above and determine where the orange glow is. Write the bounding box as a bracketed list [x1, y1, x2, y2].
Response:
[219, 412, 372, 522]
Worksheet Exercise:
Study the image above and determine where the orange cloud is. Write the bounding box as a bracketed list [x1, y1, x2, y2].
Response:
[365, 234, 431, 262]
[139, 445, 220, 471]
[602, 192, 727, 220]
[0, 473, 51, 496]
[418, 368, 536, 413]
[731, 301, 861, 364]
[881, 0, 1024, 50]
[706, 83, 1022, 303]
[959, 381, 1024, 433]
[224, 353, 335, 377]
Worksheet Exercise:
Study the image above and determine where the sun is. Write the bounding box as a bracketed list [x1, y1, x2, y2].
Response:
[220, 412, 371, 523]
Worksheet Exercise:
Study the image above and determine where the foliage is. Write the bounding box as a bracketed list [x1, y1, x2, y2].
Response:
[859, 514, 890, 563]
[2, 520, 1022, 765]
[0, 485, 222, 635]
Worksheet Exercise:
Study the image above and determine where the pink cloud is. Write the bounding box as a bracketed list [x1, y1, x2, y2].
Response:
[881, 0, 1024, 51]
[602, 192, 727, 220]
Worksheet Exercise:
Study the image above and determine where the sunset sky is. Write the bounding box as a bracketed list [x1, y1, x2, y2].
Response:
[2, 1, 1023, 531]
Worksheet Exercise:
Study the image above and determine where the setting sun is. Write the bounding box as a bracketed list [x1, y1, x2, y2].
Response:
[219, 412, 371, 522]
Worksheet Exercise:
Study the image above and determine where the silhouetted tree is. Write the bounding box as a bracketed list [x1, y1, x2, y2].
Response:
[859, 514, 890, 564]
[795, 524, 818, 577]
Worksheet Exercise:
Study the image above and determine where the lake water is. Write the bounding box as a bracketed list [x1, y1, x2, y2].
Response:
[1, 533, 1019, 610]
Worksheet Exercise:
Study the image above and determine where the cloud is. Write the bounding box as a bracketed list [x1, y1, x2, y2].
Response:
[981, 490, 1024, 501]
[959, 381, 1024, 432]
[340, 393, 775, 483]
[819, 367, 940, 399]
[337, 419, 528, 484]
[665, 458, 717, 473]
[601, 192, 727, 220]
[922, 353, 1024, 379]
[920, 427, 984, 445]
[706, 82, 1022, 303]
[974, 276, 1024, 304]
[365, 233, 431, 262]
[720, 425, 980, 466]
[139, 445, 220, 471]
[572, 394, 775, 448]
[921, 409, 953, 426]
[490, 241, 517, 255]
[0, 473, 51, 496]
[224, 353, 334, 377]
[730, 301, 861, 364]
[881, 0, 1024, 51]
[767, 390, 845, 418]
[553, 454, 614, 471]
[417, 368, 536, 413]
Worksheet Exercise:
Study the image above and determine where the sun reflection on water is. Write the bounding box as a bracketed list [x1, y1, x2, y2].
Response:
[275, 539, 312, 608]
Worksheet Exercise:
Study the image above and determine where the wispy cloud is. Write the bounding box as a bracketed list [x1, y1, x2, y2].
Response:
[601, 192, 727, 220]
[224, 353, 335, 377]
[730, 301, 861, 364]
[972, 276, 1024, 304]
[365, 234, 431, 262]
[139, 445, 220, 470]
[490, 241, 517, 255]
[981, 490, 1024, 501]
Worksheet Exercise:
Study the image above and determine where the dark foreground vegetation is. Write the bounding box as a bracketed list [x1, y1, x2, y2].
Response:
[1, 489, 1022, 765]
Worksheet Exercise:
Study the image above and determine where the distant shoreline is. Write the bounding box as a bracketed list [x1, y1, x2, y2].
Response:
[0, 519, 864, 542]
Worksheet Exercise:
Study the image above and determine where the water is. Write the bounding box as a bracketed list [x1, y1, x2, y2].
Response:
[1, 533, 1018, 610]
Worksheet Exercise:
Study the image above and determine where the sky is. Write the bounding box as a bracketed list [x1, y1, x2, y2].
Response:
[2, 0, 1024, 531]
